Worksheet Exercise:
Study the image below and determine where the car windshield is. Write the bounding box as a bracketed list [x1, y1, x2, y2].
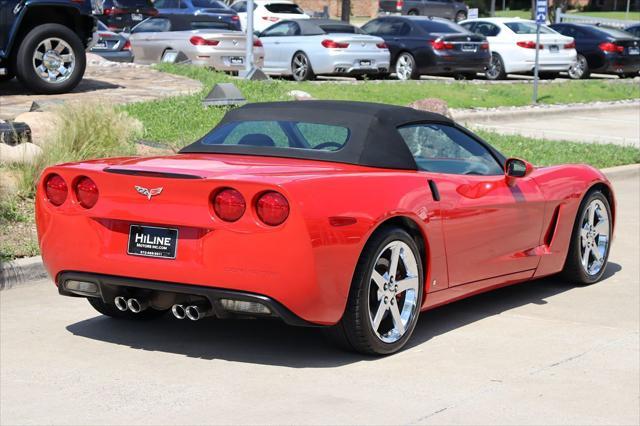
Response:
[264, 3, 304, 13]
[191, 0, 227, 8]
[201, 120, 350, 151]
[504, 22, 555, 34]
[319, 24, 363, 34]
[415, 20, 465, 34]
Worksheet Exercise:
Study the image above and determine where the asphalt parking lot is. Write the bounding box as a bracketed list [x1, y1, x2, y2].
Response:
[1, 174, 638, 425]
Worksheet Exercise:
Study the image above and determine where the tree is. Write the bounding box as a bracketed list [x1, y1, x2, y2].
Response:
[341, 0, 350, 22]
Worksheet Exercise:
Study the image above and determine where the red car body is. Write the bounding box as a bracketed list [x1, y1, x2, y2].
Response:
[36, 101, 615, 350]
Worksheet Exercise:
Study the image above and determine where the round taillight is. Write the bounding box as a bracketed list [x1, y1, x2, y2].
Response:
[44, 174, 68, 206]
[213, 188, 246, 222]
[256, 191, 289, 226]
[75, 176, 99, 209]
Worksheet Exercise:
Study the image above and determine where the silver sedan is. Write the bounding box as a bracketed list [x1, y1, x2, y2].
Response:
[258, 19, 390, 80]
[129, 17, 264, 71]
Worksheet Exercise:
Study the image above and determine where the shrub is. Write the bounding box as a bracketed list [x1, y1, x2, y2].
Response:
[17, 103, 141, 196]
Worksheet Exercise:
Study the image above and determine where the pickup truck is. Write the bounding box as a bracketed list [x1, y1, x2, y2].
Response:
[0, 0, 96, 94]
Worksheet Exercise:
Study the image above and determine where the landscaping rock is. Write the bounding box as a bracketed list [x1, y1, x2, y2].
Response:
[0, 142, 42, 165]
[288, 90, 313, 101]
[408, 98, 451, 118]
[13, 111, 60, 147]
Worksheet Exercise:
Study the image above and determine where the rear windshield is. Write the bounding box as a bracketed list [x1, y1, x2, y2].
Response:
[191, 21, 234, 30]
[191, 0, 227, 8]
[319, 24, 363, 34]
[594, 26, 636, 38]
[504, 22, 555, 34]
[415, 20, 465, 34]
[201, 120, 350, 151]
[265, 3, 304, 13]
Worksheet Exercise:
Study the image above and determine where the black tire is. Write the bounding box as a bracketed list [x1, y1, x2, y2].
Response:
[486, 52, 506, 80]
[455, 11, 467, 22]
[291, 51, 315, 81]
[618, 73, 636, 79]
[394, 51, 419, 80]
[408, 9, 419, 15]
[561, 190, 612, 285]
[0, 70, 15, 83]
[15, 23, 86, 94]
[326, 226, 424, 355]
[568, 54, 590, 79]
[87, 297, 167, 320]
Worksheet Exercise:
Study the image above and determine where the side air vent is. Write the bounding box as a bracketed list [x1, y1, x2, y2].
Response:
[104, 168, 204, 179]
[544, 205, 561, 247]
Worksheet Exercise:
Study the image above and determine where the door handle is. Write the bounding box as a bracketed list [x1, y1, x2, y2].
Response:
[428, 179, 440, 201]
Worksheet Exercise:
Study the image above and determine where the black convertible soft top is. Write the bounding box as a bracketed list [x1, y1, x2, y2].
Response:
[181, 101, 468, 170]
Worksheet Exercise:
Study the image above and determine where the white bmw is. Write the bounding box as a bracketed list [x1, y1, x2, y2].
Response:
[460, 17, 577, 79]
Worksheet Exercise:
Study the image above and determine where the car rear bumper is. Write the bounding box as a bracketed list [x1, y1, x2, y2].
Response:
[92, 50, 134, 63]
[598, 55, 640, 74]
[504, 49, 576, 73]
[58, 271, 316, 326]
[312, 50, 390, 75]
[420, 56, 490, 75]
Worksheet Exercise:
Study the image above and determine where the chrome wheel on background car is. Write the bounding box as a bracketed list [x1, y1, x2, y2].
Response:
[486, 53, 506, 80]
[395, 53, 417, 80]
[291, 52, 314, 81]
[32, 37, 75, 84]
[568, 54, 589, 79]
[579, 199, 610, 276]
[368, 241, 420, 344]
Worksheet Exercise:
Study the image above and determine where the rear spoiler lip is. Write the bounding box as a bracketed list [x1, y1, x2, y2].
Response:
[104, 167, 205, 180]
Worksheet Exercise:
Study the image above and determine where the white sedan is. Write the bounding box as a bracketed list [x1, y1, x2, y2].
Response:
[230, 0, 310, 32]
[259, 19, 390, 81]
[459, 17, 576, 79]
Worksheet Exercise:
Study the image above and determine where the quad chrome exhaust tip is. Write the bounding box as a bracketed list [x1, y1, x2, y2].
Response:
[171, 304, 187, 320]
[172, 303, 212, 321]
[127, 298, 149, 313]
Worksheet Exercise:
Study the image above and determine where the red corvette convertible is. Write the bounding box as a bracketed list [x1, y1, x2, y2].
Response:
[36, 101, 615, 355]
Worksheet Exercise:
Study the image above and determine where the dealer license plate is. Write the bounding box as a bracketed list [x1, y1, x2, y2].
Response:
[230, 56, 244, 65]
[128, 225, 178, 259]
[359, 59, 372, 67]
[132, 13, 143, 21]
[628, 47, 639, 55]
[549, 45, 559, 53]
[94, 41, 107, 49]
[461, 43, 477, 52]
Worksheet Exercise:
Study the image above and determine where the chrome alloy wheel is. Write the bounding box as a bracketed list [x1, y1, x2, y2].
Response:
[368, 240, 420, 344]
[32, 37, 75, 84]
[568, 55, 587, 79]
[486, 54, 502, 80]
[395, 54, 413, 81]
[292, 53, 309, 81]
[579, 199, 610, 276]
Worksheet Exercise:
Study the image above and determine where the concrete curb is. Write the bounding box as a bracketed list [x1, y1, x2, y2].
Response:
[0, 164, 637, 291]
[0, 256, 48, 291]
[451, 100, 640, 123]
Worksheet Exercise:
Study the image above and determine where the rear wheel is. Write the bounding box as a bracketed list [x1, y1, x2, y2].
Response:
[561, 190, 612, 285]
[486, 52, 506, 80]
[395, 52, 419, 80]
[455, 11, 467, 22]
[568, 54, 590, 79]
[291, 52, 315, 81]
[408, 9, 419, 15]
[87, 298, 167, 320]
[327, 227, 424, 355]
[15, 23, 86, 94]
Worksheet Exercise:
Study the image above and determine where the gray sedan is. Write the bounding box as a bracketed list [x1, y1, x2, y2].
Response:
[90, 21, 134, 63]
[259, 19, 390, 81]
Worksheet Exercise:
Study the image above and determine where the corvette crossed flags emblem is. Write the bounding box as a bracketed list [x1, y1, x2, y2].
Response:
[135, 186, 163, 200]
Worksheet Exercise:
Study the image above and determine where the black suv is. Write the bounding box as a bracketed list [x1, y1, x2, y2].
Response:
[0, 0, 96, 94]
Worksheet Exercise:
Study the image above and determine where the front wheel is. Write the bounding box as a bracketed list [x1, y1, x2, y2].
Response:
[291, 52, 315, 81]
[15, 23, 86, 94]
[455, 11, 467, 22]
[328, 227, 424, 355]
[561, 190, 612, 285]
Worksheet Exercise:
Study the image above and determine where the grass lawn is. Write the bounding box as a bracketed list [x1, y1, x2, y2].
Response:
[123, 64, 640, 147]
[494, 9, 640, 21]
[494, 9, 532, 18]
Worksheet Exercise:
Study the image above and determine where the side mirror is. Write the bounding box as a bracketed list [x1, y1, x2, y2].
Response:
[505, 157, 534, 185]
